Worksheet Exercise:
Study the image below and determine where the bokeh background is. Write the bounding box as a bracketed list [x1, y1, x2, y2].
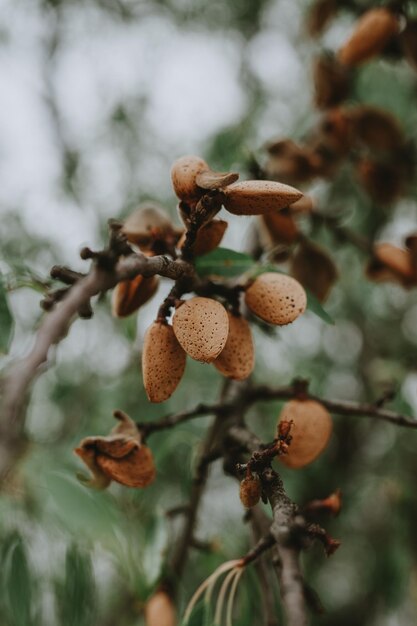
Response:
[1, 0, 417, 624]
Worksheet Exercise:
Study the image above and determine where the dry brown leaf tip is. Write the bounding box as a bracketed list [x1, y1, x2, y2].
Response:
[245, 272, 307, 325]
[74, 411, 156, 489]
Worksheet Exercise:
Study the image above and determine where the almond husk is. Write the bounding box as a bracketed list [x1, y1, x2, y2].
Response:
[213, 312, 254, 380]
[278, 399, 333, 469]
[356, 159, 404, 205]
[313, 54, 351, 109]
[338, 8, 399, 67]
[172, 297, 229, 363]
[259, 211, 299, 246]
[195, 169, 239, 190]
[307, 0, 338, 37]
[350, 105, 404, 152]
[177, 219, 228, 256]
[122, 203, 176, 249]
[239, 476, 261, 508]
[145, 591, 176, 626]
[112, 274, 159, 317]
[291, 240, 338, 302]
[171, 155, 209, 204]
[366, 242, 416, 287]
[142, 321, 187, 403]
[223, 180, 303, 215]
[245, 273, 307, 326]
[264, 140, 319, 186]
[95, 441, 155, 488]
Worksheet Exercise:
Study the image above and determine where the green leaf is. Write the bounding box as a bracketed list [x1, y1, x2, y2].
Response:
[195, 248, 255, 278]
[306, 290, 335, 325]
[55, 543, 96, 626]
[3, 533, 34, 626]
[0, 277, 14, 353]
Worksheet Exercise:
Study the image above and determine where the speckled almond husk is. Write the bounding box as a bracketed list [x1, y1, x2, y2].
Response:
[278, 399, 333, 469]
[122, 203, 175, 248]
[172, 297, 229, 363]
[338, 8, 399, 67]
[223, 180, 303, 215]
[171, 155, 209, 204]
[145, 591, 176, 626]
[142, 321, 186, 403]
[95, 440, 156, 487]
[245, 273, 306, 325]
[112, 274, 159, 318]
[213, 312, 254, 380]
[239, 476, 261, 508]
[366, 243, 416, 287]
[178, 219, 228, 256]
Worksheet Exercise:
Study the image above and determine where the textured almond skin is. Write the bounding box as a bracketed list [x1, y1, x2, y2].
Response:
[178, 219, 227, 256]
[278, 400, 333, 469]
[96, 441, 156, 487]
[245, 273, 306, 325]
[213, 313, 254, 380]
[122, 204, 174, 247]
[142, 322, 186, 403]
[173, 297, 229, 363]
[171, 155, 209, 204]
[112, 274, 159, 317]
[145, 591, 176, 626]
[223, 180, 303, 215]
[239, 476, 261, 508]
[338, 8, 399, 67]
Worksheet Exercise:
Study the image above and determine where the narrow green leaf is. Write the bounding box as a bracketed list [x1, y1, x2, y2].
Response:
[306, 290, 335, 325]
[4, 533, 34, 626]
[195, 248, 255, 278]
[55, 543, 96, 626]
[0, 277, 14, 353]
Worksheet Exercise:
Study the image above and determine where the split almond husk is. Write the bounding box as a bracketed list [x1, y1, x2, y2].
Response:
[74, 411, 156, 488]
[213, 312, 254, 380]
[112, 274, 159, 318]
[171, 155, 209, 204]
[278, 399, 333, 469]
[122, 203, 176, 249]
[177, 219, 228, 256]
[223, 180, 303, 216]
[338, 8, 399, 67]
[195, 168, 239, 190]
[291, 240, 338, 302]
[239, 475, 261, 508]
[366, 243, 416, 287]
[172, 297, 229, 363]
[142, 321, 187, 403]
[245, 272, 307, 326]
[145, 590, 176, 626]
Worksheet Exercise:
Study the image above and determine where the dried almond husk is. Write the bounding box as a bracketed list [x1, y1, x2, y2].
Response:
[313, 54, 351, 109]
[112, 274, 159, 318]
[259, 211, 299, 246]
[239, 475, 261, 508]
[142, 321, 187, 403]
[122, 203, 177, 249]
[278, 399, 333, 469]
[223, 180, 303, 216]
[291, 240, 338, 302]
[319, 107, 353, 156]
[366, 242, 416, 287]
[213, 312, 254, 380]
[350, 105, 404, 152]
[338, 8, 399, 67]
[356, 159, 404, 205]
[172, 297, 229, 363]
[195, 169, 239, 190]
[171, 155, 209, 204]
[177, 219, 228, 256]
[264, 140, 319, 185]
[289, 195, 314, 214]
[245, 272, 307, 326]
[145, 590, 176, 626]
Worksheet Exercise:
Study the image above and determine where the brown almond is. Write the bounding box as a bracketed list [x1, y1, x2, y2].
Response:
[178, 219, 228, 256]
[401, 20, 417, 72]
[289, 195, 314, 214]
[239, 475, 261, 508]
[356, 159, 404, 205]
[213, 312, 254, 380]
[338, 8, 399, 67]
[291, 240, 338, 302]
[223, 180, 303, 215]
[122, 203, 175, 248]
[278, 399, 333, 469]
[142, 321, 187, 403]
[366, 242, 416, 287]
[145, 591, 176, 626]
[112, 274, 159, 318]
[259, 211, 299, 246]
[313, 54, 351, 109]
[172, 297, 229, 363]
[350, 105, 404, 152]
[171, 155, 209, 204]
[245, 273, 306, 326]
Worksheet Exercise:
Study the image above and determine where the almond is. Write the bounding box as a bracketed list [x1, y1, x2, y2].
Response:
[239, 475, 261, 508]
[259, 211, 299, 246]
[142, 321, 187, 403]
[178, 219, 228, 256]
[122, 203, 175, 248]
[223, 180, 303, 215]
[145, 591, 176, 626]
[245, 273, 307, 325]
[171, 155, 209, 204]
[112, 274, 159, 318]
[278, 399, 333, 468]
[172, 297, 229, 363]
[338, 8, 399, 67]
[366, 242, 416, 287]
[291, 240, 338, 302]
[213, 312, 254, 380]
